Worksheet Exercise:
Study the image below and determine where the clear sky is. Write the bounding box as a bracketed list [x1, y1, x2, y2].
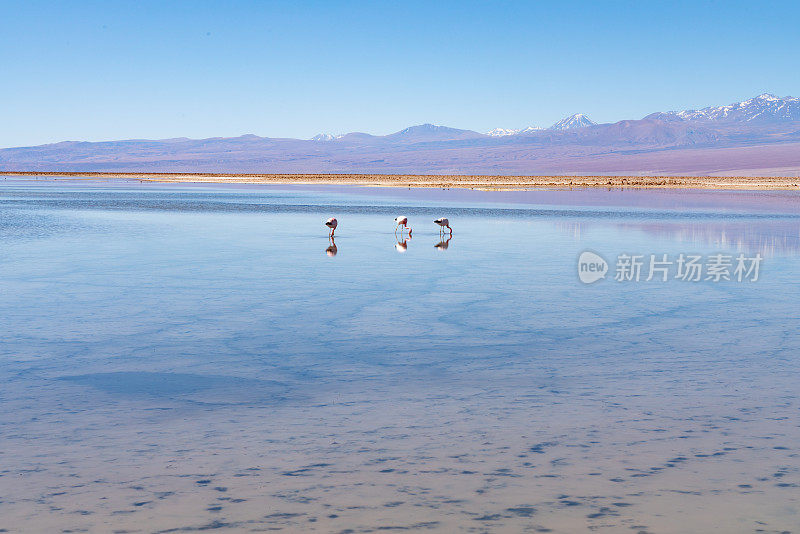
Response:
[2, 0, 798, 147]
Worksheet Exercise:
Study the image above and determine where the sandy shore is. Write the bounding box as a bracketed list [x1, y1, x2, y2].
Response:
[4, 171, 800, 190]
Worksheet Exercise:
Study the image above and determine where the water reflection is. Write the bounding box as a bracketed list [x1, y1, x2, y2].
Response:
[434, 236, 452, 251]
[395, 235, 410, 253]
[325, 236, 338, 256]
[556, 220, 800, 257]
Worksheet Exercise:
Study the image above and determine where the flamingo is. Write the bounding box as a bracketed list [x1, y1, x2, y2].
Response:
[325, 217, 338, 236]
[394, 215, 412, 236]
[434, 217, 452, 235]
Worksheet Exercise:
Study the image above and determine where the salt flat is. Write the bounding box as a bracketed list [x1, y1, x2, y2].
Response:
[4, 171, 800, 190]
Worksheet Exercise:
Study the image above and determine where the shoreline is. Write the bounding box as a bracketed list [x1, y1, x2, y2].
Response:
[3, 171, 800, 190]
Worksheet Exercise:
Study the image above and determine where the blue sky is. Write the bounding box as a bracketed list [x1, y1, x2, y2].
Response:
[1, 0, 798, 147]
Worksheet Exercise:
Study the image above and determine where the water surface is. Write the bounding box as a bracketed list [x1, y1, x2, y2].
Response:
[1, 179, 799, 533]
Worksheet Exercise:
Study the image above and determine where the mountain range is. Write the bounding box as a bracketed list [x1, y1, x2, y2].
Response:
[2, 93, 800, 176]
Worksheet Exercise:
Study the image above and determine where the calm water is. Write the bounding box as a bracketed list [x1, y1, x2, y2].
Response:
[1, 179, 799, 533]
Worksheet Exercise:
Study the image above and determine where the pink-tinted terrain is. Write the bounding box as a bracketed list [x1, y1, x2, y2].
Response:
[2, 94, 800, 176]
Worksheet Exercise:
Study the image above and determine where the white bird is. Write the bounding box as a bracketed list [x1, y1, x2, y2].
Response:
[325, 217, 338, 236]
[394, 215, 412, 236]
[434, 217, 452, 235]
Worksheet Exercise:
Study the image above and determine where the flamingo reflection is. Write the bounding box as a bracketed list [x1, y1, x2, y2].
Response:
[434, 235, 452, 251]
[395, 235, 410, 253]
[325, 236, 338, 256]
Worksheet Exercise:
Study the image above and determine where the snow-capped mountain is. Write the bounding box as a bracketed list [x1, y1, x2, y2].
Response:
[486, 126, 543, 137]
[311, 133, 340, 141]
[485, 128, 520, 137]
[549, 114, 596, 130]
[646, 93, 800, 124]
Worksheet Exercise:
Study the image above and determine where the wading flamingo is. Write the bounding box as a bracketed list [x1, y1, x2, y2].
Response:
[394, 215, 412, 236]
[325, 217, 338, 236]
[434, 217, 452, 235]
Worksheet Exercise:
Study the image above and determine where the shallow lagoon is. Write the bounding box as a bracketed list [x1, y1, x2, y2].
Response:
[0, 179, 799, 533]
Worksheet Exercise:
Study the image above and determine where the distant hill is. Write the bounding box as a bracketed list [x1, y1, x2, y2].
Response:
[2, 94, 800, 176]
[384, 124, 485, 142]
